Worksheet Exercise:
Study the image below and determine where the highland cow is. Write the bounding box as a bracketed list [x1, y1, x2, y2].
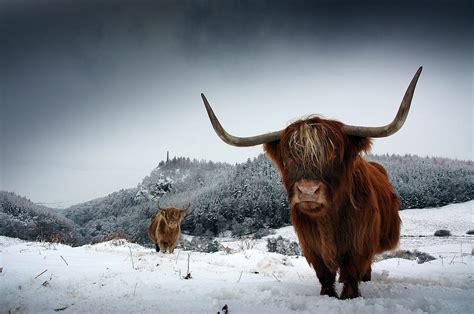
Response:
[148, 202, 189, 253]
[201, 67, 422, 299]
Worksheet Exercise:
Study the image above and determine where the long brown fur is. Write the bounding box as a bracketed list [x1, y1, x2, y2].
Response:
[264, 116, 401, 299]
[148, 207, 187, 253]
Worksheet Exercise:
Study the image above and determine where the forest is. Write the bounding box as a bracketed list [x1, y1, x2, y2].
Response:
[1, 154, 473, 246]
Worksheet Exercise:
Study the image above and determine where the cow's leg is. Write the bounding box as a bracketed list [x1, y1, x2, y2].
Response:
[339, 263, 371, 282]
[307, 253, 337, 298]
[339, 254, 371, 299]
[158, 242, 167, 253]
[169, 242, 177, 254]
[155, 244, 160, 252]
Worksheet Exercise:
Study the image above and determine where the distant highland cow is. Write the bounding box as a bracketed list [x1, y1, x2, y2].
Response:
[148, 202, 189, 253]
[202, 67, 422, 299]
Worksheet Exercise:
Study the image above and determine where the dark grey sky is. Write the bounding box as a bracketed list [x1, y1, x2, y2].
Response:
[1, 0, 472, 207]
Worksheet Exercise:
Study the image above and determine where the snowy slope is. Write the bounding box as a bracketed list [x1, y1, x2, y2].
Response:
[1, 202, 473, 313]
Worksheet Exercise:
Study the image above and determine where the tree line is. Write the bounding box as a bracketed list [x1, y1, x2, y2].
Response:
[1, 154, 472, 245]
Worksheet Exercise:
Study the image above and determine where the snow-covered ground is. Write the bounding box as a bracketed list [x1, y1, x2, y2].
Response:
[1, 201, 473, 313]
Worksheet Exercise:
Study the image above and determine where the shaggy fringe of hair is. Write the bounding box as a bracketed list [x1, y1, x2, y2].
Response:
[288, 121, 338, 171]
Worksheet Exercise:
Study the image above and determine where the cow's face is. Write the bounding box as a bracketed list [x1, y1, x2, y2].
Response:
[265, 117, 371, 217]
[161, 207, 187, 229]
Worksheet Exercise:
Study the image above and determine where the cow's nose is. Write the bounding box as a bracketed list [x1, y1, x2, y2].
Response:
[296, 182, 321, 195]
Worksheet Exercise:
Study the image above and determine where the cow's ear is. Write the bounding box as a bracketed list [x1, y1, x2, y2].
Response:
[180, 209, 187, 219]
[347, 136, 373, 157]
[264, 141, 284, 173]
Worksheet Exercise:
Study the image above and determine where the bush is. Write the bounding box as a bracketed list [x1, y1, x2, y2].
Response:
[267, 236, 301, 256]
[434, 229, 451, 237]
[252, 228, 273, 239]
[466, 230, 474, 235]
[179, 236, 222, 253]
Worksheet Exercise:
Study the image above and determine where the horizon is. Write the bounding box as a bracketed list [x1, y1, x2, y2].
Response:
[1, 0, 472, 207]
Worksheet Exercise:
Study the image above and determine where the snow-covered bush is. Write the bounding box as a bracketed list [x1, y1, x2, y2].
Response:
[466, 230, 474, 235]
[252, 228, 273, 239]
[267, 236, 301, 256]
[434, 229, 451, 237]
[238, 238, 257, 251]
[179, 236, 222, 253]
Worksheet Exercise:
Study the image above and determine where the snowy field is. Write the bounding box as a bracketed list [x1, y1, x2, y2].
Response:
[1, 201, 473, 313]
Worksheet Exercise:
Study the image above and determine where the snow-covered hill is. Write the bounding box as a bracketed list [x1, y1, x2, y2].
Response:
[1, 202, 473, 313]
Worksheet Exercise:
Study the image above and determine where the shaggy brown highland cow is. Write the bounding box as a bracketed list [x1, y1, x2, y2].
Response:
[201, 67, 422, 299]
[148, 202, 189, 254]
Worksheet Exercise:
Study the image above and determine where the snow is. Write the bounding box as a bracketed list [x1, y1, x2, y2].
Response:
[399, 200, 473, 237]
[1, 202, 473, 313]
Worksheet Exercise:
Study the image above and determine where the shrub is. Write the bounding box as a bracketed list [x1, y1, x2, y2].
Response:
[179, 236, 221, 253]
[267, 236, 301, 256]
[434, 229, 451, 237]
[252, 228, 273, 239]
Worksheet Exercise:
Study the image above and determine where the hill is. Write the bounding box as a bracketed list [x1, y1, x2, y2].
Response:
[64, 154, 473, 245]
[0, 191, 82, 245]
[2, 154, 473, 245]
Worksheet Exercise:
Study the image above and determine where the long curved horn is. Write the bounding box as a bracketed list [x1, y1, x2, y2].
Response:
[201, 93, 282, 147]
[342, 66, 422, 138]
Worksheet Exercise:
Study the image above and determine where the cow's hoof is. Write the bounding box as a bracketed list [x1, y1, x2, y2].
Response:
[362, 268, 372, 282]
[320, 286, 338, 298]
[340, 285, 361, 300]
